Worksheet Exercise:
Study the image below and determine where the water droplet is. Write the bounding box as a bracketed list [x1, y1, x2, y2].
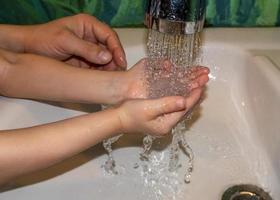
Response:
[102, 134, 123, 174]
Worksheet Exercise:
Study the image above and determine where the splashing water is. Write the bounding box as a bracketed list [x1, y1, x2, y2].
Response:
[139, 151, 185, 200]
[101, 105, 123, 174]
[173, 121, 194, 184]
[140, 135, 156, 161]
[143, 29, 202, 184]
[102, 134, 123, 174]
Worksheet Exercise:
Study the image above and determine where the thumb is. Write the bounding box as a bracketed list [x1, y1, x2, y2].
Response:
[65, 32, 113, 64]
[148, 96, 186, 119]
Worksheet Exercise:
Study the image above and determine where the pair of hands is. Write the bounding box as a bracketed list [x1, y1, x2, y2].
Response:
[119, 61, 209, 136]
[18, 14, 209, 137]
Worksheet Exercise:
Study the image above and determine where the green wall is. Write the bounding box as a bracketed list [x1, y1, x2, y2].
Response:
[0, 0, 280, 27]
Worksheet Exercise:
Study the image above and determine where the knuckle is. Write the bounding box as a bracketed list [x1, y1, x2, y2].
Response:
[75, 14, 97, 24]
[161, 103, 169, 114]
[111, 29, 118, 37]
[106, 26, 118, 38]
[102, 24, 118, 39]
[75, 13, 90, 20]
[90, 44, 103, 55]
[54, 29, 70, 44]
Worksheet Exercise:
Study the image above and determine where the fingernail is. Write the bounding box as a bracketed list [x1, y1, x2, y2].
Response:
[192, 81, 199, 88]
[119, 55, 127, 68]
[176, 98, 185, 109]
[98, 51, 112, 62]
[202, 67, 210, 73]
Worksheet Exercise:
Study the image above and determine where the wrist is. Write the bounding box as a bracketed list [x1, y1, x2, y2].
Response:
[110, 71, 130, 104]
[113, 105, 127, 134]
[22, 25, 39, 54]
[99, 107, 124, 136]
[0, 25, 31, 52]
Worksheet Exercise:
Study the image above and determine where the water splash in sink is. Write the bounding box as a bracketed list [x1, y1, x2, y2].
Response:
[102, 134, 123, 174]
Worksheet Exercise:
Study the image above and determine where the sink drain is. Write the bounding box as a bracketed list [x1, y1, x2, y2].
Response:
[222, 184, 273, 200]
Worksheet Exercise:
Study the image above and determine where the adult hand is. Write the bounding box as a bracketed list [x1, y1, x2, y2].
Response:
[24, 14, 127, 70]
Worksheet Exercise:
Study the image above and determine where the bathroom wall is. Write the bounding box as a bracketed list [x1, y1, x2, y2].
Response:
[0, 0, 279, 27]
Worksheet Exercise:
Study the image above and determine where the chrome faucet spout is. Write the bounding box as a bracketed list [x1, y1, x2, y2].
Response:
[145, 0, 206, 35]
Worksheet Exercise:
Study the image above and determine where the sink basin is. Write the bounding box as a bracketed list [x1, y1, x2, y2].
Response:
[0, 29, 280, 200]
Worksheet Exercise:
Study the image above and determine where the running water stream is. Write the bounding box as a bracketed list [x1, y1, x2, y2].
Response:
[142, 29, 201, 183]
[102, 29, 202, 184]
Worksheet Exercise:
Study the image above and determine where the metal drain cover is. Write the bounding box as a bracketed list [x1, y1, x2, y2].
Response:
[222, 184, 273, 200]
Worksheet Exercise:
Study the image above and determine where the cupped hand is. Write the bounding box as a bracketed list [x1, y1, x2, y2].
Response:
[24, 14, 127, 70]
[117, 59, 210, 136]
[123, 59, 210, 100]
[117, 87, 203, 136]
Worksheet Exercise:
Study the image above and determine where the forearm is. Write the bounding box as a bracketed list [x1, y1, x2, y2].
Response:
[0, 108, 121, 185]
[0, 25, 33, 52]
[0, 49, 127, 104]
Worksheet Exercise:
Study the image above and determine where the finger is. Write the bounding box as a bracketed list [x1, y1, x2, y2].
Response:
[189, 66, 209, 78]
[191, 65, 209, 71]
[97, 43, 126, 71]
[65, 57, 82, 67]
[65, 32, 113, 65]
[86, 16, 127, 68]
[189, 74, 209, 89]
[185, 88, 203, 110]
[197, 74, 209, 87]
[161, 110, 186, 130]
[163, 59, 172, 72]
[195, 66, 210, 76]
[187, 66, 210, 89]
[112, 47, 127, 70]
[102, 60, 121, 71]
[201, 66, 210, 74]
[65, 56, 96, 68]
[147, 96, 186, 119]
[158, 87, 205, 132]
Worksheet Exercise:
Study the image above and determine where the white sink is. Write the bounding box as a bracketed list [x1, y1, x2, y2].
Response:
[0, 29, 280, 200]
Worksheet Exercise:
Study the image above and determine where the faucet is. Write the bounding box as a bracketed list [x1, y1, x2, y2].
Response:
[145, 0, 206, 35]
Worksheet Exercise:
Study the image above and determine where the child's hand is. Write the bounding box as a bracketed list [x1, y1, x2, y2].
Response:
[123, 59, 209, 101]
[116, 87, 202, 136]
